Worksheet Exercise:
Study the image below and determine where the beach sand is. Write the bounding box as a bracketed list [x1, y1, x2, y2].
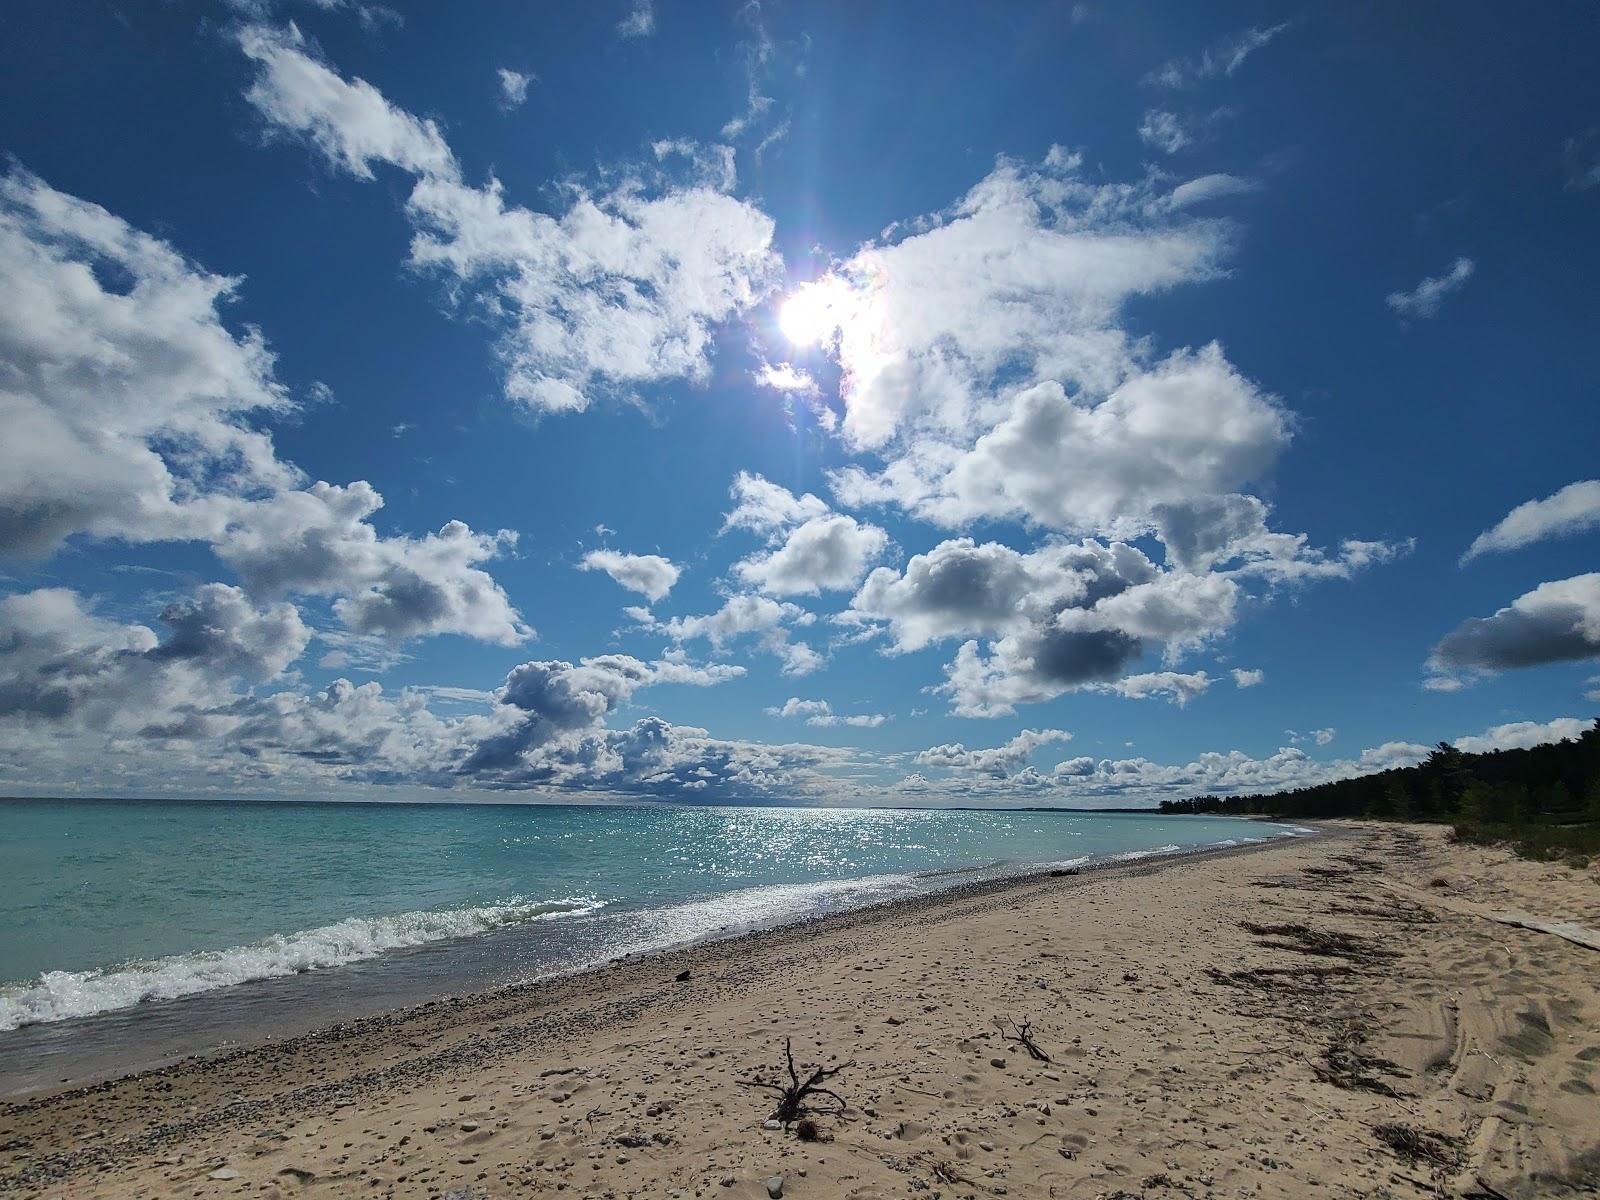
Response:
[3, 824, 1598, 1199]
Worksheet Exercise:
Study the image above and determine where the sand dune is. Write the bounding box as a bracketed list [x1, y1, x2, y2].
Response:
[2, 824, 1597, 1199]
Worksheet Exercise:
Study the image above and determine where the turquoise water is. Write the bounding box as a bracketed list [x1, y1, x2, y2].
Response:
[0, 798, 1298, 1034]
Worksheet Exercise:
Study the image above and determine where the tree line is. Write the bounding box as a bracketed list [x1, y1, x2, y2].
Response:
[1159, 720, 1600, 861]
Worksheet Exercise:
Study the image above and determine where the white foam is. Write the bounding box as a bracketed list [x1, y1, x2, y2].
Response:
[1106, 843, 1184, 863]
[0, 897, 604, 1032]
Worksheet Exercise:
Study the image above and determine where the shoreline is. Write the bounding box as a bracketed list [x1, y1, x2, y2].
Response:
[5, 822, 1598, 1198]
[0, 825, 1315, 1101]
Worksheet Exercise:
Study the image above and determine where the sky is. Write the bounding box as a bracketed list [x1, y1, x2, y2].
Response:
[0, 0, 1596, 807]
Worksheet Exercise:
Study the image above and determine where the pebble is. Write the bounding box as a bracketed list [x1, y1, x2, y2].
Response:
[762, 1119, 783, 1130]
[208, 1167, 240, 1180]
[765, 1175, 785, 1198]
[459, 1122, 480, 1133]
[990, 1057, 1007, 1068]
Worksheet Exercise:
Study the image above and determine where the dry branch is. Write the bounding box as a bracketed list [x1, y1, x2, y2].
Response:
[995, 1016, 1051, 1062]
[738, 1038, 854, 1126]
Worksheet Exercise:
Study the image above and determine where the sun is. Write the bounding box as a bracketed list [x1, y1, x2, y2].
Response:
[778, 276, 849, 346]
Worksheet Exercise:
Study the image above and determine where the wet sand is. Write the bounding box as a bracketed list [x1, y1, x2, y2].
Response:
[2, 824, 1597, 1199]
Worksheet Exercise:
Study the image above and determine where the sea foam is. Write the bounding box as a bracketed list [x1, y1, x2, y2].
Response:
[0, 896, 603, 1031]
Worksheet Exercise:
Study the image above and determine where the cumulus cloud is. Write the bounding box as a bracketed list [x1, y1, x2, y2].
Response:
[580, 549, 682, 602]
[932, 348, 1288, 537]
[848, 536, 1238, 716]
[635, 594, 823, 675]
[1097, 670, 1211, 706]
[0, 167, 296, 558]
[735, 514, 888, 595]
[1453, 717, 1594, 754]
[721, 471, 829, 534]
[721, 474, 887, 596]
[0, 590, 813, 801]
[1152, 493, 1410, 580]
[1358, 741, 1431, 771]
[806, 152, 1387, 608]
[0, 586, 307, 737]
[1040, 744, 1340, 804]
[1144, 23, 1291, 88]
[765, 697, 888, 728]
[1429, 573, 1600, 682]
[916, 728, 1072, 777]
[0, 168, 527, 647]
[812, 151, 1228, 460]
[1231, 667, 1264, 687]
[239, 23, 779, 414]
[1386, 256, 1474, 321]
[215, 482, 528, 645]
[1287, 727, 1336, 747]
[1462, 480, 1600, 561]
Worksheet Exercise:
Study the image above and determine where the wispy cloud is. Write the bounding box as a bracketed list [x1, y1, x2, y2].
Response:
[1386, 256, 1474, 321]
[1144, 23, 1290, 89]
[615, 0, 654, 39]
[496, 67, 533, 111]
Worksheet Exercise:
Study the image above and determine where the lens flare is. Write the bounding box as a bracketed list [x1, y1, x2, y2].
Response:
[778, 276, 850, 346]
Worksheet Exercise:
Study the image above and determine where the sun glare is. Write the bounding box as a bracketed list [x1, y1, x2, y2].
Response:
[778, 277, 849, 346]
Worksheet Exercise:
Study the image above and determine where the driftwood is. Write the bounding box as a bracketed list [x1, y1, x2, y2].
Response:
[995, 1016, 1051, 1062]
[738, 1039, 854, 1125]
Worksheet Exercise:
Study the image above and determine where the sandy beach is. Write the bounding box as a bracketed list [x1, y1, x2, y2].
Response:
[2, 824, 1597, 1200]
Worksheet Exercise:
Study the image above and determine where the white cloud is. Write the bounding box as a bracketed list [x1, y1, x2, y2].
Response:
[1429, 573, 1600, 682]
[720, 473, 887, 597]
[1358, 741, 1430, 771]
[0, 167, 296, 558]
[848, 536, 1241, 717]
[735, 514, 888, 596]
[215, 482, 529, 645]
[496, 68, 533, 111]
[1097, 670, 1211, 706]
[812, 152, 1228, 459]
[1168, 173, 1255, 208]
[1138, 110, 1192, 154]
[1462, 480, 1600, 561]
[580, 549, 682, 602]
[239, 24, 780, 414]
[1230, 667, 1264, 687]
[916, 728, 1072, 777]
[1386, 256, 1474, 321]
[765, 697, 888, 728]
[0, 585, 308, 738]
[1144, 23, 1291, 88]
[0, 168, 527, 647]
[636, 594, 823, 676]
[615, 0, 654, 39]
[721, 471, 830, 534]
[930, 347, 1289, 537]
[1453, 717, 1593, 754]
[755, 362, 818, 393]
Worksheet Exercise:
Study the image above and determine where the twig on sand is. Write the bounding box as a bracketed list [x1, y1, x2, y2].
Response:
[738, 1038, 854, 1126]
[995, 1016, 1051, 1062]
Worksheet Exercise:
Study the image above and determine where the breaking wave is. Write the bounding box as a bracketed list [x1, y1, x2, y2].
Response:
[0, 896, 604, 1031]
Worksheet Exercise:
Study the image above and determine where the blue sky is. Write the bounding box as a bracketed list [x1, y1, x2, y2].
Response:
[0, 0, 1596, 805]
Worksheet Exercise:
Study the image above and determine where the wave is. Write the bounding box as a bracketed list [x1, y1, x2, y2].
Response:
[0, 896, 604, 1032]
